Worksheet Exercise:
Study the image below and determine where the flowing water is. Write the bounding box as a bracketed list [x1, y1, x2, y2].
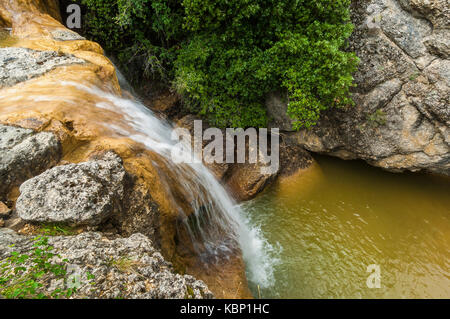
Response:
[243, 155, 450, 298]
[0, 63, 275, 290]
[64, 81, 276, 287]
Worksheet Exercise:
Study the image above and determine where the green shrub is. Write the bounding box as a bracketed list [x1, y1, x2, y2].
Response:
[78, 0, 358, 129]
[79, 0, 185, 83]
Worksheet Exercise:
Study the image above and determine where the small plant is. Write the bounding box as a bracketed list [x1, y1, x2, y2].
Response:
[110, 256, 141, 273]
[0, 236, 76, 299]
[39, 223, 77, 236]
[185, 285, 195, 299]
[367, 109, 387, 127]
[409, 72, 420, 81]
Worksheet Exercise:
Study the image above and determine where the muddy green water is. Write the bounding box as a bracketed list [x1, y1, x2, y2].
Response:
[243, 156, 450, 298]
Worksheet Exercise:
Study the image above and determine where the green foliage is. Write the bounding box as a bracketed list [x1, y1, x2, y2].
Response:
[185, 285, 195, 299]
[80, 0, 185, 83]
[177, 0, 358, 128]
[0, 236, 77, 299]
[367, 109, 387, 127]
[109, 256, 140, 273]
[39, 224, 77, 236]
[78, 0, 358, 129]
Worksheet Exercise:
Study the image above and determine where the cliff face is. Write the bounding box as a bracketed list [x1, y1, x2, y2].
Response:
[269, 0, 449, 175]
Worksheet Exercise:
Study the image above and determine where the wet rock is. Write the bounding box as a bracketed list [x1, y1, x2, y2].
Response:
[0, 47, 84, 88]
[110, 176, 161, 243]
[0, 229, 213, 299]
[224, 131, 281, 201]
[0, 124, 61, 200]
[175, 114, 315, 201]
[279, 135, 314, 177]
[146, 90, 182, 120]
[225, 135, 314, 200]
[267, 0, 450, 176]
[176, 115, 230, 180]
[0, 0, 248, 298]
[16, 152, 126, 226]
[225, 162, 278, 202]
[176, 115, 284, 201]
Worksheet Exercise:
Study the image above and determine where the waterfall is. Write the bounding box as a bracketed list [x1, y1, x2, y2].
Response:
[57, 80, 277, 288]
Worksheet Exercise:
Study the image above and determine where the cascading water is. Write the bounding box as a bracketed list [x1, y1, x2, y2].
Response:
[55, 79, 278, 289]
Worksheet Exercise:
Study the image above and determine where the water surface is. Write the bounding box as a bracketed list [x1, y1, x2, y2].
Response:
[243, 156, 450, 298]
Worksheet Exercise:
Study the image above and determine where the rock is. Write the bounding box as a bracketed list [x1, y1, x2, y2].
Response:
[176, 115, 231, 180]
[378, 0, 432, 60]
[0, 0, 248, 298]
[0, 201, 11, 219]
[424, 30, 450, 59]
[0, 124, 61, 200]
[51, 29, 85, 41]
[279, 135, 314, 177]
[0, 228, 213, 299]
[398, 0, 450, 29]
[175, 113, 315, 201]
[225, 135, 314, 200]
[16, 151, 126, 226]
[224, 132, 281, 201]
[110, 175, 161, 242]
[145, 90, 182, 119]
[267, 0, 450, 176]
[175, 115, 284, 201]
[0, 47, 84, 88]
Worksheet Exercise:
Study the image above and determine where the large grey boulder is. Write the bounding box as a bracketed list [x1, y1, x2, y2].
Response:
[0, 47, 84, 88]
[268, 0, 449, 175]
[0, 229, 213, 299]
[0, 124, 61, 200]
[16, 152, 126, 226]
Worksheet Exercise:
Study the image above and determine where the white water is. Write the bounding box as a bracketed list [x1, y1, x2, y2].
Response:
[57, 80, 278, 288]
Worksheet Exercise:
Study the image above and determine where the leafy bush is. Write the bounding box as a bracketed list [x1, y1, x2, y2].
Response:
[79, 0, 185, 84]
[77, 0, 358, 129]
